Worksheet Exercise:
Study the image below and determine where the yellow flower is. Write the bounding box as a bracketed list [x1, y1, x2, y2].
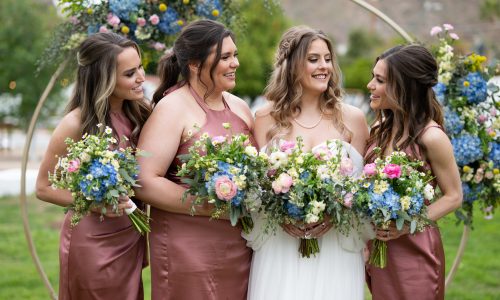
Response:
[177, 20, 184, 26]
[87, 8, 93, 14]
[463, 81, 470, 87]
[212, 9, 220, 17]
[489, 131, 496, 138]
[159, 3, 167, 11]
[494, 169, 500, 175]
[400, 196, 411, 211]
[462, 165, 472, 173]
[183, 0, 190, 4]
[222, 123, 231, 129]
[121, 26, 130, 34]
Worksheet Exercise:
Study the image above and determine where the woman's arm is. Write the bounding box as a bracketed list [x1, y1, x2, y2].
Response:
[422, 127, 463, 221]
[134, 96, 211, 215]
[35, 111, 81, 207]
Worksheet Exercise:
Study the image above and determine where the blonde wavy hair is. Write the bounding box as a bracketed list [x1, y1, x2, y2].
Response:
[264, 26, 349, 143]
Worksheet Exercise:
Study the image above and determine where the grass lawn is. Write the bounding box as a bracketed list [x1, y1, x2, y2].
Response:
[1, 195, 499, 299]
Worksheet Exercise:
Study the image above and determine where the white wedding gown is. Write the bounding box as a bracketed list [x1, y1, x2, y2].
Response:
[243, 141, 374, 300]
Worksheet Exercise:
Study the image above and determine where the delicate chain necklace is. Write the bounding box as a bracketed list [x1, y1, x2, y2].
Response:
[293, 112, 324, 129]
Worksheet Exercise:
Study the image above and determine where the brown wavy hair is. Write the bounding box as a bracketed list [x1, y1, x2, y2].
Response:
[66, 32, 151, 148]
[365, 44, 444, 162]
[264, 26, 348, 143]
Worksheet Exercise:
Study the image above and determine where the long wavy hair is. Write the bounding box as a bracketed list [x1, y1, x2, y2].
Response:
[152, 19, 235, 105]
[65, 32, 151, 148]
[264, 26, 347, 143]
[365, 44, 444, 162]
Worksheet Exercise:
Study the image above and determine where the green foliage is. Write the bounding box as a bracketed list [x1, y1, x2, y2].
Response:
[341, 57, 373, 92]
[232, 0, 290, 99]
[0, 0, 63, 127]
[480, 0, 500, 21]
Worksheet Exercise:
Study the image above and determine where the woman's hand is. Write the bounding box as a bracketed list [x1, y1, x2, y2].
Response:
[282, 216, 333, 239]
[374, 221, 409, 242]
[90, 196, 133, 218]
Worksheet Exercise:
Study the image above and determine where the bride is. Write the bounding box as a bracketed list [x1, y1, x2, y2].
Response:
[244, 26, 374, 299]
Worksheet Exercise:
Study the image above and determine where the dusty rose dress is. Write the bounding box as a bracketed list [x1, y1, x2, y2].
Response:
[149, 85, 253, 300]
[58, 113, 147, 299]
[366, 125, 446, 300]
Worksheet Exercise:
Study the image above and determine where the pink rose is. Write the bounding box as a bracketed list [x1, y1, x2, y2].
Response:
[272, 173, 293, 194]
[215, 176, 237, 201]
[340, 157, 354, 176]
[430, 26, 442, 36]
[312, 144, 332, 160]
[363, 163, 377, 176]
[137, 17, 146, 27]
[279, 140, 295, 154]
[107, 13, 121, 27]
[67, 159, 80, 173]
[153, 42, 166, 51]
[383, 163, 402, 179]
[478, 114, 487, 124]
[99, 26, 108, 33]
[149, 14, 160, 25]
[343, 192, 353, 208]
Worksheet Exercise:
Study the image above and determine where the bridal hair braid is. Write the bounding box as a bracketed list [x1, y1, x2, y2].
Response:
[152, 19, 235, 105]
[66, 32, 151, 148]
[264, 26, 348, 143]
[366, 44, 444, 162]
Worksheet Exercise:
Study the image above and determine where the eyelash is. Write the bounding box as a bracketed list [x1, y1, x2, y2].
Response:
[222, 53, 238, 60]
[308, 58, 331, 63]
[125, 65, 143, 77]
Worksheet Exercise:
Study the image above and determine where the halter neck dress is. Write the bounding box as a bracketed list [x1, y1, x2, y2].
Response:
[149, 84, 254, 300]
[58, 112, 147, 300]
[365, 125, 446, 300]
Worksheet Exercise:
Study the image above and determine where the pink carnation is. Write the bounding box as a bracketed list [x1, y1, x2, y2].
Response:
[137, 17, 146, 27]
[430, 26, 442, 36]
[340, 157, 354, 176]
[211, 135, 227, 145]
[214, 176, 237, 201]
[312, 144, 332, 161]
[107, 13, 121, 27]
[99, 26, 108, 33]
[449, 33, 459, 40]
[67, 159, 80, 173]
[382, 163, 402, 179]
[478, 114, 487, 124]
[153, 42, 166, 51]
[149, 14, 160, 25]
[279, 140, 295, 154]
[343, 192, 353, 208]
[443, 23, 454, 31]
[363, 163, 377, 176]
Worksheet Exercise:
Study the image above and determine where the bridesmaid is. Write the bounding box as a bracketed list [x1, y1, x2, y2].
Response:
[36, 32, 151, 299]
[135, 19, 254, 299]
[365, 44, 463, 300]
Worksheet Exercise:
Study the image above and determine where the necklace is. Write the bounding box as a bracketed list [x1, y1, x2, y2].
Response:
[293, 112, 324, 129]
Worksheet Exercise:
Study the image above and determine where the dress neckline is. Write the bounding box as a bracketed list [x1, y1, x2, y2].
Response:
[188, 84, 229, 112]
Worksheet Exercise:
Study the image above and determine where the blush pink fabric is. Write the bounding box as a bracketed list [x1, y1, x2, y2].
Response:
[58, 113, 147, 299]
[149, 84, 254, 300]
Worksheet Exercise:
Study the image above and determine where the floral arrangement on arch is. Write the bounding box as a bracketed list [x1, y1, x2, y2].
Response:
[39, 0, 241, 72]
[430, 24, 500, 225]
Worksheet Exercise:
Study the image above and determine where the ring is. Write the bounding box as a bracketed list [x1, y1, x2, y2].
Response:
[304, 231, 311, 239]
[321, 223, 326, 228]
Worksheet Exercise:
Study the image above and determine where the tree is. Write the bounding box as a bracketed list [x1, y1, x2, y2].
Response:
[231, 0, 290, 100]
[0, 0, 63, 127]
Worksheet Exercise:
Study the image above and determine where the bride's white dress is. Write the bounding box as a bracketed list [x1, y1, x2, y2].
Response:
[243, 141, 374, 300]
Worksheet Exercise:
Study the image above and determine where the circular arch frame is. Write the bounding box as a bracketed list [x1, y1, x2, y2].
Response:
[19, 1, 467, 298]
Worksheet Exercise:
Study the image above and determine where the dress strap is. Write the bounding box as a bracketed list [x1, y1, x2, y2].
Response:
[188, 84, 209, 113]
[418, 124, 443, 137]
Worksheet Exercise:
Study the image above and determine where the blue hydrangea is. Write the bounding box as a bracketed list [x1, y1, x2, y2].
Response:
[109, 0, 140, 21]
[79, 159, 118, 202]
[462, 182, 484, 203]
[158, 7, 181, 34]
[299, 171, 311, 180]
[196, 0, 222, 20]
[285, 201, 303, 220]
[433, 82, 447, 103]
[368, 186, 401, 219]
[451, 134, 484, 166]
[87, 24, 100, 35]
[459, 72, 488, 104]
[232, 190, 244, 206]
[443, 108, 464, 136]
[488, 142, 500, 168]
[408, 193, 424, 215]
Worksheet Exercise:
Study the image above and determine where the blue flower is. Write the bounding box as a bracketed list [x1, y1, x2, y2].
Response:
[109, 0, 140, 21]
[232, 190, 245, 206]
[299, 171, 310, 180]
[79, 159, 118, 201]
[196, 0, 222, 20]
[451, 134, 484, 166]
[433, 82, 447, 103]
[285, 201, 304, 220]
[408, 193, 424, 215]
[459, 72, 488, 104]
[443, 108, 464, 136]
[158, 7, 181, 34]
[462, 182, 484, 203]
[488, 142, 500, 168]
[368, 186, 401, 219]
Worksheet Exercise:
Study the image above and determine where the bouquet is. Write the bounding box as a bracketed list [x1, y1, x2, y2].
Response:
[262, 137, 358, 258]
[176, 123, 268, 234]
[430, 23, 500, 225]
[354, 148, 436, 268]
[49, 125, 150, 235]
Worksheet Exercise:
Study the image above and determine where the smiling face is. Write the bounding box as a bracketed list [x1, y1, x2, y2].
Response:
[298, 38, 333, 96]
[199, 36, 239, 93]
[367, 59, 395, 111]
[109, 46, 145, 104]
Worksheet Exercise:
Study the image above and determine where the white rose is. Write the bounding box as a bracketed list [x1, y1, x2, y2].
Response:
[423, 184, 435, 200]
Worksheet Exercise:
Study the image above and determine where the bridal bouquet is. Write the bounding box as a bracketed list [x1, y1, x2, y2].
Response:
[176, 123, 268, 234]
[49, 125, 150, 235]
[354, 148, 436, 268]
[262, 137, 358, 258]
